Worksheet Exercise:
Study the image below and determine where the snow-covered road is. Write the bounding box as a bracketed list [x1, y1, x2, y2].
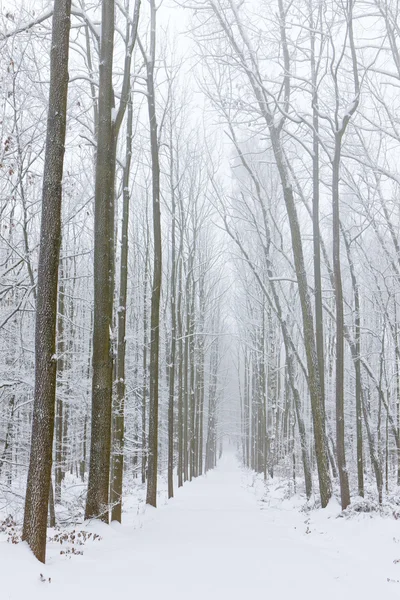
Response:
[4, 453, 400, 599]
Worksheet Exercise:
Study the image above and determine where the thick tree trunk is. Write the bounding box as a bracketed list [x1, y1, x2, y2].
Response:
[85, 0, 115, 522]
[22, 0, 71, 563]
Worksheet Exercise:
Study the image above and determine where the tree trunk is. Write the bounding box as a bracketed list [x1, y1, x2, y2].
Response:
[142, 226, 149, 485]
[177, 257, 184, 487]
[189, 279, 196, 480]
[85, 0, 115, 522]
[145, 0, 162, 507]
[342, 227, 364, 496]
[167, 132, 177, 499]
[205, 334, 219, 472]
[111, 93, 133, 523]
[270, 128, 332, 508]
[332, 136, 350, 510]
[22, 0, 71, 563]
[310, 1, 325, 419]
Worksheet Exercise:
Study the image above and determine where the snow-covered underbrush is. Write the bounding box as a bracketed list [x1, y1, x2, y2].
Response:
[0, 466, 170, 561]
[3, 455, 400, 599]
[241, 461, 400, 521]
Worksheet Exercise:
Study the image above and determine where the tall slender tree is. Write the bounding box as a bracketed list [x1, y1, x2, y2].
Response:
[110, 93, 133, 523]
[85, 0, 116, 522]
[331, 0, 359, 510]
[140, 0, 162, 508]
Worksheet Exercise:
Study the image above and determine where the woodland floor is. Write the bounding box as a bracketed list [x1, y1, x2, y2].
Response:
[3, 454, 400, 599]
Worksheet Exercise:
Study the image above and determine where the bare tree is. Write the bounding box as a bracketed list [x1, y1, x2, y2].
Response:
[84, 0, 116, 523]
[139, 0, 162, 508]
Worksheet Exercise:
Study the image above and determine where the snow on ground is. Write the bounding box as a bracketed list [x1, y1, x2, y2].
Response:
[2, 453, 400, 599]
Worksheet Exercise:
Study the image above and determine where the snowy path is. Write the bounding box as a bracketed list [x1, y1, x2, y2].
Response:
[4, 453, 400, 599]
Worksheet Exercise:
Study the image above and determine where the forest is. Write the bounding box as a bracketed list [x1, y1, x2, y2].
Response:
[2, 0, 400, 585]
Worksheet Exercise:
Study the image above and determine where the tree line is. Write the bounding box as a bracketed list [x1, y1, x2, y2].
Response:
[0, 0, 225, 562]
[194, 0, 400, 511]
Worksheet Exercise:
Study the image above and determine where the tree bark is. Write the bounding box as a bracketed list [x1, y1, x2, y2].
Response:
[22, 0, 71, 563]
[342, 227, 364, 497]
[309, 1, 325, 418]
[144, 0, 162, 507]
[332, 135, 351, 510]
[167, 130, 177, 499]
[85, 0, 115, 522]
[111, 93, 133, 523]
